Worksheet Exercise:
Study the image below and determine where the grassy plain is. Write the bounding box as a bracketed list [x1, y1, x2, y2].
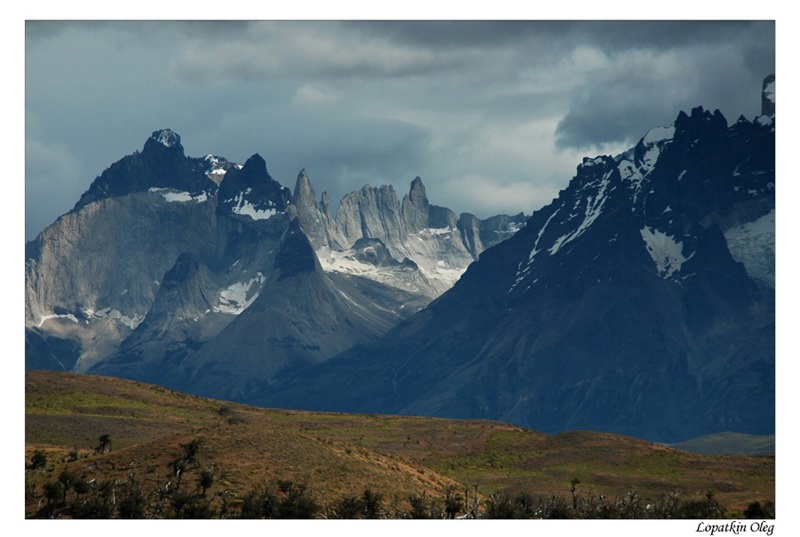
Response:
[25, 370, 774, 516]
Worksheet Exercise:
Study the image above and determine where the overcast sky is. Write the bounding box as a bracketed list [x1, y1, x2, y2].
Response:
[25, 20, 775, 241]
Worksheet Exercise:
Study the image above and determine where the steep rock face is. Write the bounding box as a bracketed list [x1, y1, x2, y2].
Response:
[25, 190, 219, 371]
[27, 128, 525, 392]
[336, 184, 408, 251]
[263, 106, 775, 443]
[26, 132, 292, 373]
[289, 169, 348, 250]
[310, 176, 526, 297]
[90, 252, 231, 382]
[152, 221, 414, 402]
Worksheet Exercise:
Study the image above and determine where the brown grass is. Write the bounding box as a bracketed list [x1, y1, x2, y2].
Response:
[25, 370, 774, 516]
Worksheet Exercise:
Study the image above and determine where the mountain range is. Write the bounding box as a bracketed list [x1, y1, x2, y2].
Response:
[25, 77, 775, 444]
[25, 130, 525, 402]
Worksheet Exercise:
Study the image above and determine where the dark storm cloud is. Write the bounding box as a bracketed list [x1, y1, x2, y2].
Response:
[554, 21, 774, 150]
[351, 20, 770, 55]
[24, 20, 775, 240]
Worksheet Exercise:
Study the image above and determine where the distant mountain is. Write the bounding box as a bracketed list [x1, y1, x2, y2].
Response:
[25, 129, 523, 393]
[26, 79, 775, 446]
[261, 86, 775, 443]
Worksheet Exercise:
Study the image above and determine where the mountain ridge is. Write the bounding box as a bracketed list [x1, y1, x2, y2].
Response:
[25, 129, 525, 396]
[259, 103, 775, 443]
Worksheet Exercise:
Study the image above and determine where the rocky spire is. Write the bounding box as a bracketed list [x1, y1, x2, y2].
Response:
[292, 169, 316, 207]
[401, 177, 431, 233]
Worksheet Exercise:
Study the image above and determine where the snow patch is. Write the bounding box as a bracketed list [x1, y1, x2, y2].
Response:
[764, 80, 775, 104]
[755, 115, 773, 127]
[724, 210, 775, 288]
[80, 307, 144, 329]
[423, 227, 453, 236]
[152, 129, 179, 148]
[527, 209, 561, 263]
[149, 188, 208, 203]
[214, 273, 265, 314]
[37, 313, 79, 327]
[549, 172, 611, 256]
[227, 192, 279, 220]
[642, 125, 675, 145]
[619, 159, 644, 190]
[640, 227, 693, 279]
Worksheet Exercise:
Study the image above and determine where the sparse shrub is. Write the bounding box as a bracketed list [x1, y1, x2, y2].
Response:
[407, 493, 430, 519]
[180, 437, 203, 464]
[484, 492, 517, 519]
[274, 482, 319, 519]
[118, 489, 147, 518]
[29, 449, 47, 470]
[332, 495, 362, 518]
[170, 491, 216, 519]
[198, 469, 215, 496]
[95, 434, 111, 454]
[744, 500, 775, 519]
[443, 485, 462, 519]
[361, 488, 384, 519]
[238, 486, 278, 519]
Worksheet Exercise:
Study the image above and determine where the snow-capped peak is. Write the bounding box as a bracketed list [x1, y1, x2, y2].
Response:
[150, 129, 181, 148]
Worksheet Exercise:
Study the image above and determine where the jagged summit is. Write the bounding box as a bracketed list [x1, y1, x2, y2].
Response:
[72, 129, 215, 211]
[263, 93, 774, 443]
[146, 128, 183, 151]
[28, 127, 527, 404]
[217, 153, 291, 220]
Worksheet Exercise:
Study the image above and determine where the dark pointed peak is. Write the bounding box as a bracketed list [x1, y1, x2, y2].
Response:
[242, 153, 268, 174]
[274, 218, 318, 280]
[143, 128, 185, 156]
[217, 153, 291, 216]
[219, 153, 272, 190]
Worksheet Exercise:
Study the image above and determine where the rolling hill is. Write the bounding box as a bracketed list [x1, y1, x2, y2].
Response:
[25, 370, 774, 518]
